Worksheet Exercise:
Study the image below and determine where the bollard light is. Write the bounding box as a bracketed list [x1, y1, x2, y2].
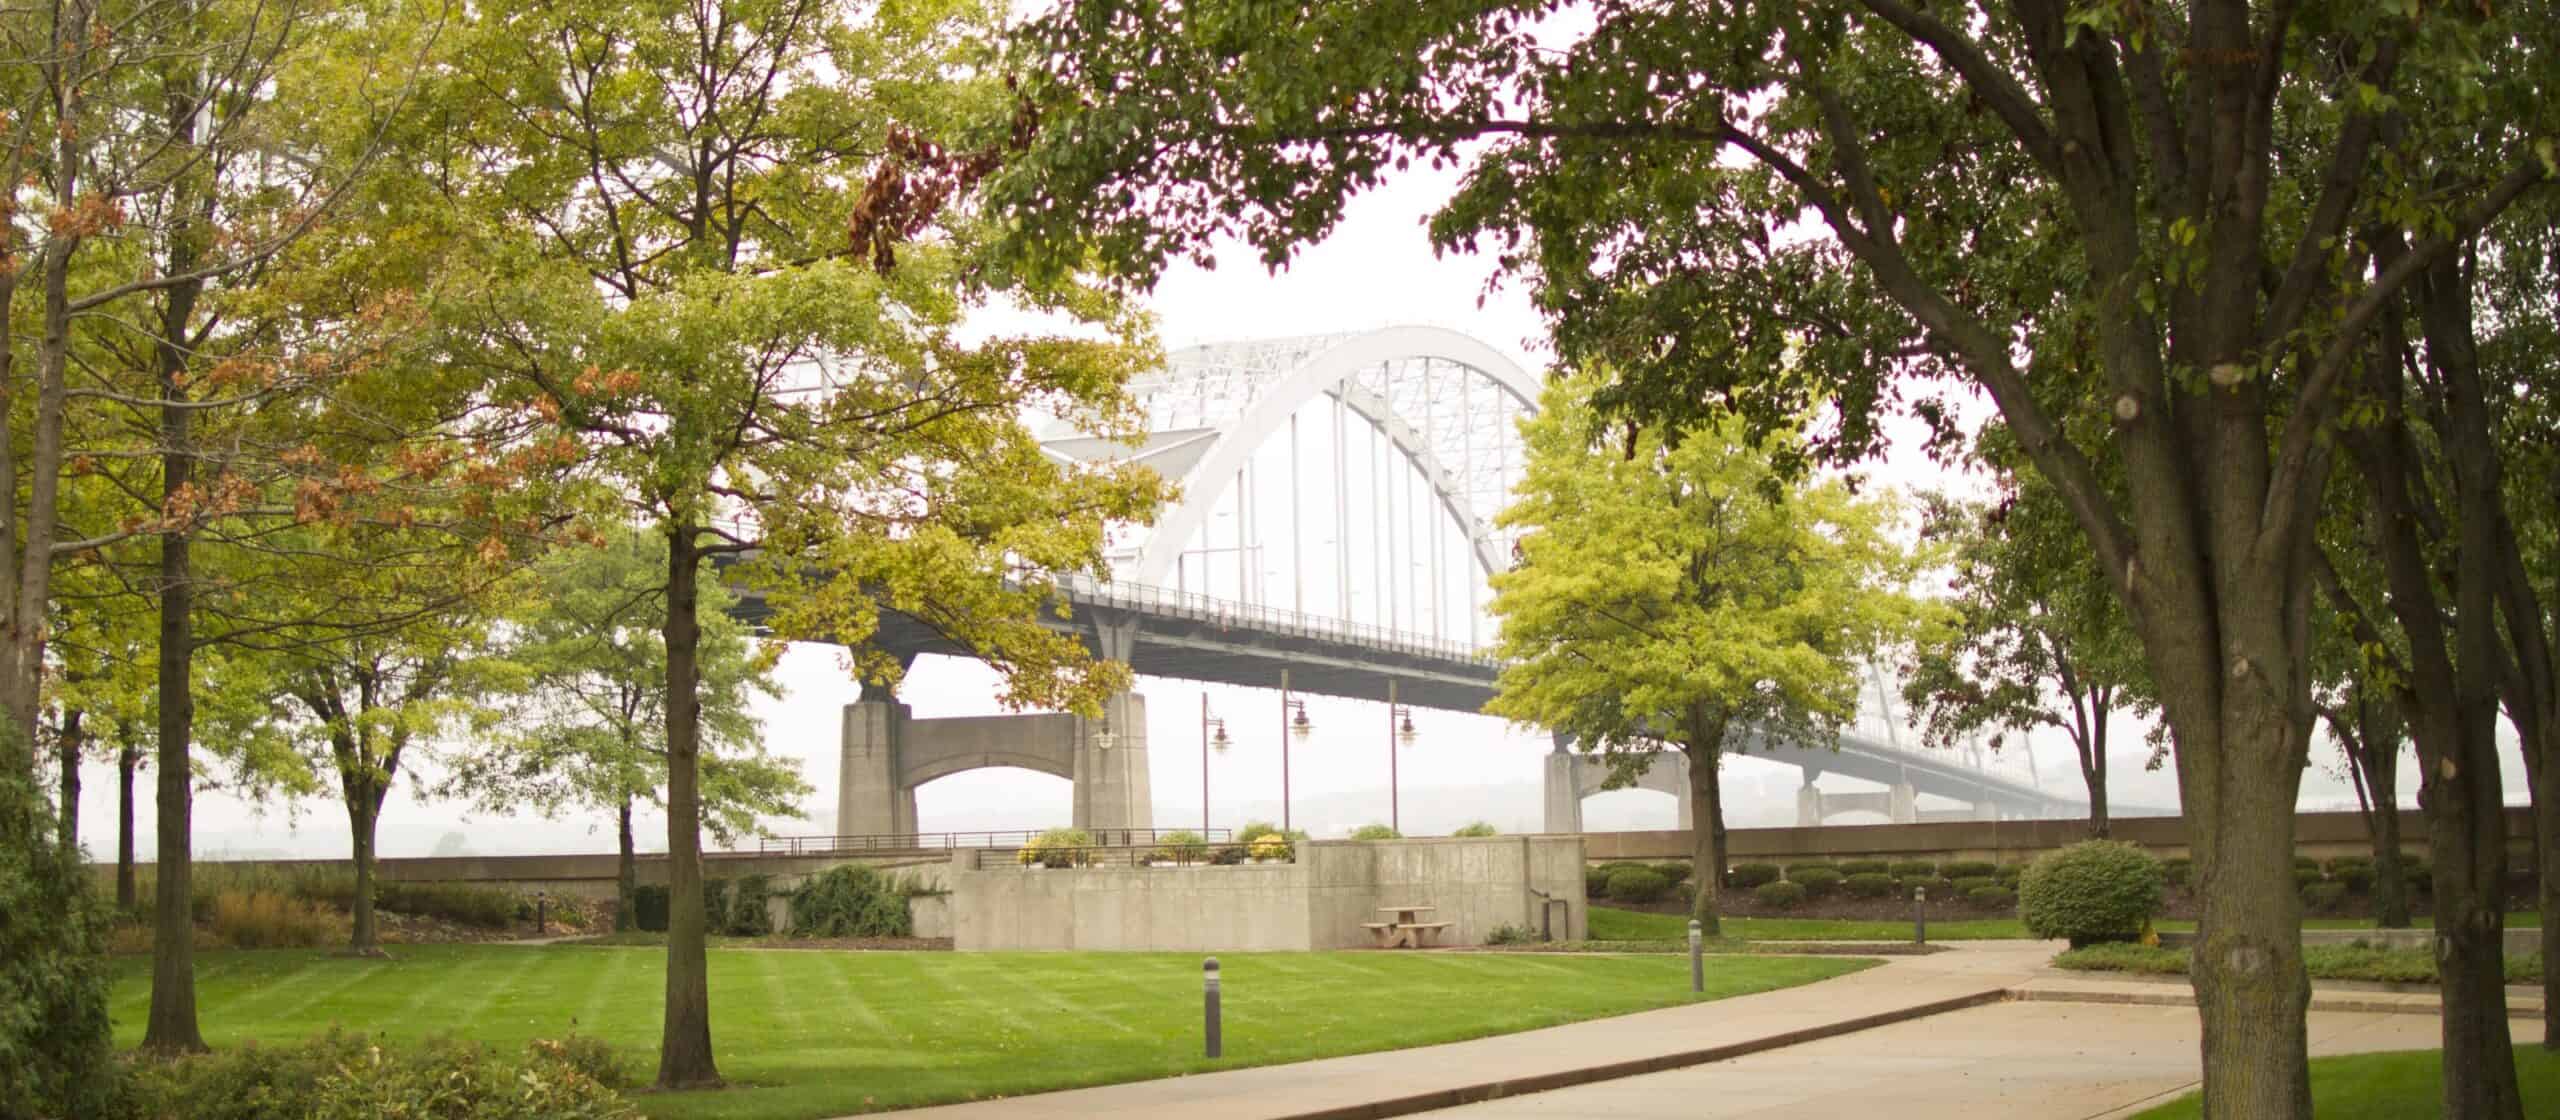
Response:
[1203, 957, 1223, 1059]
[1688, 919, 1704, 994]
[1914, 886, 1928, 946]
[536, 890, 549, 936]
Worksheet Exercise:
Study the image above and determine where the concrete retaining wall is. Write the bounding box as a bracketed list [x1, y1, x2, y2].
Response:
[1581, 808, 2538, 869]
[950, 836, 1588, 951]
[125, 850, 951, 901]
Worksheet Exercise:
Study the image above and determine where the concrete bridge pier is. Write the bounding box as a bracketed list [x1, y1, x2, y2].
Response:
[1542, 738, 1694, 834]
[835, 614, 1155, 837]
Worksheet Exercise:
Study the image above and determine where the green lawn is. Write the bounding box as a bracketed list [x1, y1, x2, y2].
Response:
[1591, 907, 2542, 943]
[2055, 941, 2542, 984]
[2132, 1046, 2560, 1119]
[109, 944, 1872, 1120]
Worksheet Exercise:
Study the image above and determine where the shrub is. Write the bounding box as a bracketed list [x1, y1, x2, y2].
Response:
[2294, 855, 2322, 872]
[1348, 823, 1402, 840]
[1785, 861, 1837, 880]
[1943, 861, 1998, 880]
[1843, 872, 1896, 898]
[1838, 859, 1891, 876]
[2302, 881, 2349, 914]
[1995, 864, 2025, 885]
[724, 875, 774, 937]
[1906, 876, 1957, 902]
[2018, 840, 2165, 947]
[1237, 820, 1308, 845]
[376, 881, 520, 929]
[2325, 854, 2371, 877]
[1888, 860, 1938, 879]
[2292, 866, 2323, 888]
[1754, 881, 1807, 910]
[128, 1031, 641, 1120]
[210, 890, 342, 949]
[1483, 923, 1539, 946]
[1248, 832, 1294, 861]
[1790, 867, 1844, 898]
[1651, 862, 1693, 886]
[1950, 875, 1998, 895]
[702, 878, 732, 930]
[1585, 868, 1612, 898]
[631, 884, 671, 932]
[1966, 885, 2017, 910]
[1210, 844, 1248, 866]
[0, 764, 116, 1120]
[788, 866, 912, 939]
[1028, 826, 1096, 868]
[2402, 855, 2432, 894]
[1155, 830, 1209, 863]
[1605, 866, 1671, 904]
[1728, 862, 1782, 889]
[2331, 862, 2376, 894]
[1452, 821, 1500, 837]
[2161, 857, 2192, 889]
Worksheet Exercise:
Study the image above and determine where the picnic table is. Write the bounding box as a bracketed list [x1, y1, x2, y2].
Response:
[1361, 904, 1453, 949]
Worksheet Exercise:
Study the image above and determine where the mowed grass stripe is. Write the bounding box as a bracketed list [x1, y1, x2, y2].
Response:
[111, 945, 1872, 1120]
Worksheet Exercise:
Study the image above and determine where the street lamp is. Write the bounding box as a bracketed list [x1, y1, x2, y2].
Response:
[1386, 680, 1421, 834]
[1280, 668, 1314, 833]
[1201, 695, 1230, 834]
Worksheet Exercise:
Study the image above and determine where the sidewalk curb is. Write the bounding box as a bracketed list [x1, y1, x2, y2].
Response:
[2011, 986, 2546, 1018]
[1268, 987, 2015, 1120]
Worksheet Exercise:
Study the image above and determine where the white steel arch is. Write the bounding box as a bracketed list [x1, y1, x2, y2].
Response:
[1114, 325, 1540, 592]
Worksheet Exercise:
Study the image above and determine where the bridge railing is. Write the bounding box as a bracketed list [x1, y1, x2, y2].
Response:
[1057, 572, 1498, 666]
[966, 841, 1292, 871]
[757, 828, 1232, 857]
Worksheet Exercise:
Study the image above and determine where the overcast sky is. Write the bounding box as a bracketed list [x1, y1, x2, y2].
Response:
[72, 159, 2528, 864]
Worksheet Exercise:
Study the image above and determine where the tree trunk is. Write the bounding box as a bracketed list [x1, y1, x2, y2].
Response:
[617, 795, 638, 933]
[56, 707, 81, 855]
[2081, 707, 2110, 839]
[655, 524, 720, 1089]
[2183, 731, 2314, 1120]
[1681, 703, 1729, 937]
[345, 786, 386, 956]
[142, 515, 202, 1053]
[2360, 700, 2412, 930]
[2417, 710, 2524, 1116]
[116, 736, 138, 911]
[2528, 722, 2558, 1049]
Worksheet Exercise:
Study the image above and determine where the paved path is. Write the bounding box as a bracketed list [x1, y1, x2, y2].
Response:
[851, 943, 2050, 1120]
[1413, 1000, 2528, 1119]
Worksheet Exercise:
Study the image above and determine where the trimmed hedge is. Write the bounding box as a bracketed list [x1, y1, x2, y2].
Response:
[1784, 861, 1837, 879]
[1606, 866, 1671, 905]
[2161, 858, 2192, 889]
[1966, 885, 2017, 910]
[1651, 862, 1694, 886]
[631, 884, 670, 933]
[1790, 867, 1844, 898]
[1754, 881, 1807, 910]
[1888, 860, 1938, 879]
[2302, 881, 2349, 914]
[1843, 872, 1897, 898]
[1906, 876, 1956, 902]
[1943, 861, 1998, 881]
[1839, 859, 1891, 876]
[2292, 866, 2324, 888]
[1950, 875, 1998, 895]
[1586, 869, 1613, 898]
[788, 866, 911, 939]
[1728, 862, 1782, 889]
[2018, 840, 2164, 947]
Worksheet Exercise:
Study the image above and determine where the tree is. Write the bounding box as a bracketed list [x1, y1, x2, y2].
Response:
[457, 530, 805, 931]
[1486, 371, 1928, 936]
[993, 5, 2558, 1112]
[1904, 480, 2145, 837]
[430, 0, 1170, 1087]
[2319, 671, 2412, 929]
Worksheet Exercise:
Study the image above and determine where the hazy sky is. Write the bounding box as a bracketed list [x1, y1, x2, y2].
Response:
[70, 158, 2528, 864]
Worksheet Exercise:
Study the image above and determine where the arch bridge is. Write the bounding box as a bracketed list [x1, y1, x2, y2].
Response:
[793, 326, 2077, 835]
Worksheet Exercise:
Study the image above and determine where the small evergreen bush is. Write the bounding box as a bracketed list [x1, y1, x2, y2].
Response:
[1727, 862, 1781, 889]
[1651, 862, 1693, 886]
[702, 878, 732, 929]
[1483, 923, 1539, 945]
[2302, 881, 2349, 914]
[1754, 881, 1807, 910]
[631, 884, 671, 932]
[0, 763, 115, 1120]
[788, 866, 913, 938]
[1839, 859, 1890, 876]
[1966, 885, 2017, 910]
[2018, 840, 2164, 947]
[1605, 866, 1671, 904]
[1950, 875, 1998, 895]
[2161, 857, 2192, 889]
[1888, 860, 1938, 879]
[1790, 867, 1845, 898]
[1785, 861, 1837, 879]
[1452, 821, 1500, 837]
[2292, 866, 2323, 888]
[1943, 861, 1999, 880]
[725, 875, 774, 936]
[1585, 868, 1612, 898]
[125, 1031, 640, 1120]
[1906, 876, 1957, 902]
[1155, 830, 1209, 863]
[1843, 872, 1896, 898]
[1210, 844, 1248, 866]
[1348, 823, 1401, 840]
[1029, 826, 1096, 868]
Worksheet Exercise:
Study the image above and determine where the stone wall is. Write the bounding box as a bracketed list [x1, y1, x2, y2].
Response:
[123, 850, 951, 901]
[1581, 808, 2538, 869]
[949, 836, 1589, 952]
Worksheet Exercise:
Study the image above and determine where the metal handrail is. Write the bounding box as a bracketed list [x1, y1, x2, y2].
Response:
[1053, 572, 1500, 666]
[969, 841, 1291, 871]
[756, 828, 1232, 857]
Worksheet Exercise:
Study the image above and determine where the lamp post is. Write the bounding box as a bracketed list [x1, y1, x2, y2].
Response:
[1280, 668, 1312, 833]
[1386, 679, 1419, 834]
[1201, 695, 1229, 835]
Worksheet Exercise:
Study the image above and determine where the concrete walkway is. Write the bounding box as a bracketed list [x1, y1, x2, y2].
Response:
[1414, 1000, 2524, 1119]
[853, 942, 2051, 1120]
